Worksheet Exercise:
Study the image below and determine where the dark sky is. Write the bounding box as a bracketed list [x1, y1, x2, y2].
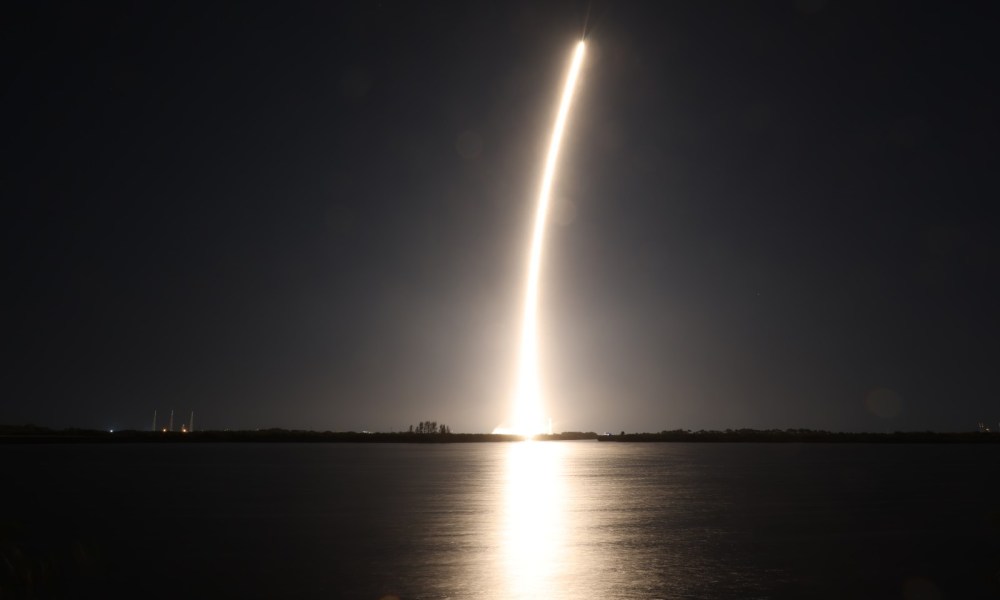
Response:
[4, 1, 997, 432]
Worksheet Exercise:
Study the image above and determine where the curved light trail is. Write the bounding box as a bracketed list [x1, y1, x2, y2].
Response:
[509, 41, 586, 437]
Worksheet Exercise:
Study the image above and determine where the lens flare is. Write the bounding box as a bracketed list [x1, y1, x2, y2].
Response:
[500, 41, 586, 437]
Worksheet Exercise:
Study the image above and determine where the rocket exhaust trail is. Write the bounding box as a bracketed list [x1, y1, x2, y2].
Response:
[511, 41, 586, 437]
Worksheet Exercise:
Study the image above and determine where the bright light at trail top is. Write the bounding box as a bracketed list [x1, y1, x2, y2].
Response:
[508, 41, 586, 438]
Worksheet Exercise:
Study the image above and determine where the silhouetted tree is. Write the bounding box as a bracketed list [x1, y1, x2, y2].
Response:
[410, 421, 450, 434]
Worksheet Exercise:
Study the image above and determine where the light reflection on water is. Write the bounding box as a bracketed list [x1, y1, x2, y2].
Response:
[491, 441, 725, 599]
[5, 442, 1000, 599]
[500, 441, 568, 599]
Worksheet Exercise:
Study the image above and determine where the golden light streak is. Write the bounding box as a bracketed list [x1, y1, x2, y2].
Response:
[508, 41, 586, 437]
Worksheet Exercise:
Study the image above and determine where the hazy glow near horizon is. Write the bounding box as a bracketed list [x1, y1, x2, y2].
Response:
[499, 41, 586, 437]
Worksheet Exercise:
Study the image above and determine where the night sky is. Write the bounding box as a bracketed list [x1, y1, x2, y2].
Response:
[4, 1, 997, 433]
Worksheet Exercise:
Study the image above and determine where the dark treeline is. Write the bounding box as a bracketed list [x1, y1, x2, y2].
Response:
[0, 425, 599, 443]
[6, 425, 999, 443]
[598, 429, 1000, 443]
[409, 421, 451, 434]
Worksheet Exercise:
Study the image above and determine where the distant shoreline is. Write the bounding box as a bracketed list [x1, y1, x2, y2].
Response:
[0, 429, 593, 444]
[1, 427, 998, 444]
[598, 430, 1000, 443]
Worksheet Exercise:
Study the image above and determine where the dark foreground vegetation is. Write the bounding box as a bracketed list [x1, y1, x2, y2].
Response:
[598, 429, 1000, 443]
[0, 424, 598, 443]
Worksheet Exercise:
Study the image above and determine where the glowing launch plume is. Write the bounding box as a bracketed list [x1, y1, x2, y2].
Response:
[507, 41, 586, 437]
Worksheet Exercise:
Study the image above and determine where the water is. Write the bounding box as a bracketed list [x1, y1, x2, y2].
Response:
[4, 442, 999, 598]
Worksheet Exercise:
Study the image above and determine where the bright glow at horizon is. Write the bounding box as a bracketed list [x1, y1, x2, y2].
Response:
[503, 41, 586, 437]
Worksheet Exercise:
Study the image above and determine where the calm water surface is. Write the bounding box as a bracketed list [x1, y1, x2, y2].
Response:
[4, 442, 1000, 598]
